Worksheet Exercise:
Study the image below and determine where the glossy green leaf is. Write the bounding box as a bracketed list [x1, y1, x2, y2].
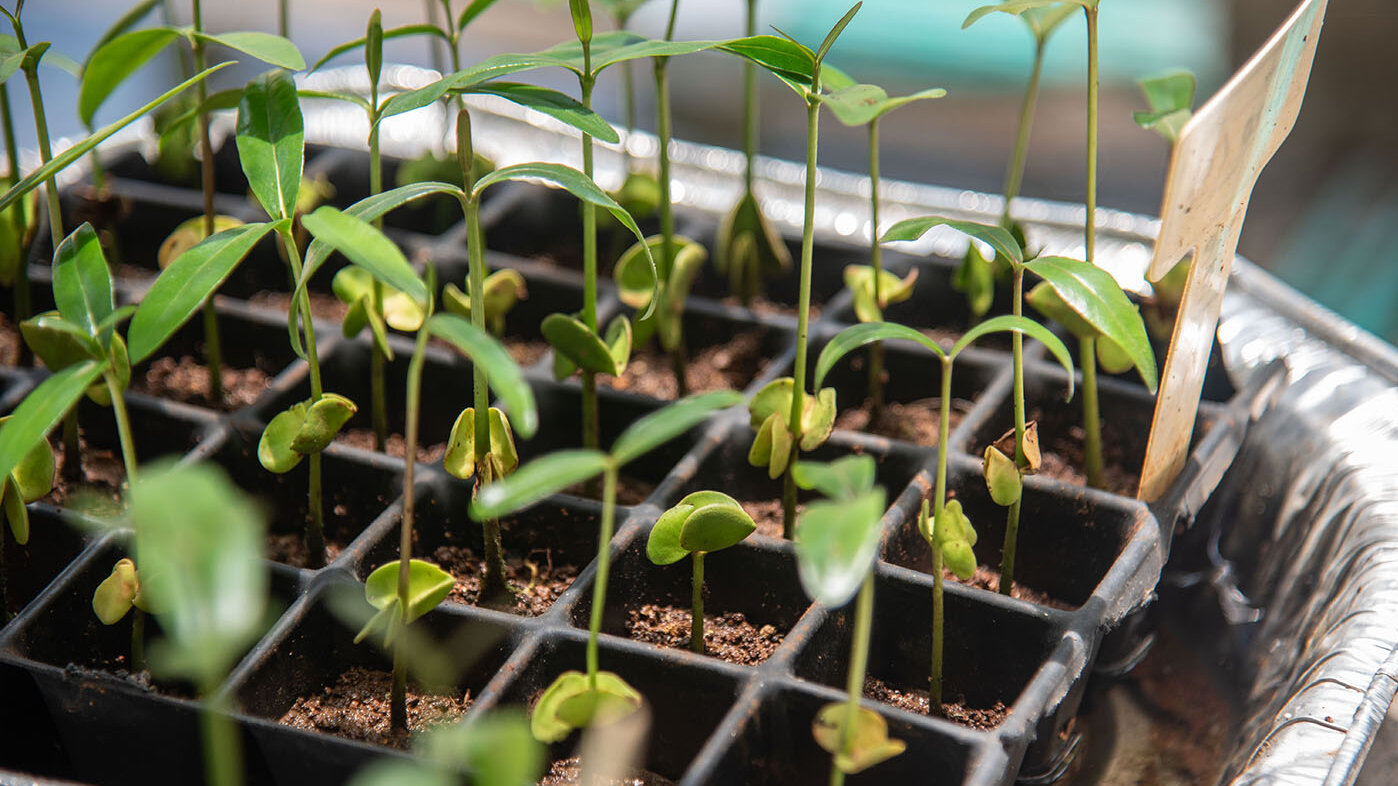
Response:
[532, 669, 642, 743]
[237, 69, 304, 223]
[20, 312, 96, 371]
[258, 402, 306, 473]
[193, 31, 304, 70]
[646, 503, 692, 565]
[93, 557, 139, 625]
[815, 321, 945, 390]
[0, 362, 102, 486]
[1024, 256, 1156, 392]
[289, 393, 358, 454]
[880, 217, 1023, 266]
[0, 62, 232, 215]
[52, 223, 114, 343]
[542, 313, 616, 376]
[590, 36, 721, 72]
[569, 0, 593, 44]
[2, 475, 28, 544]
[426, 313, 538, 438]
[680, 501, 756, 553]
[795, 489, 885, 607]
[822, 83, 945, 128]
[611, 390, 743, 466]
[301, 206, 426, 303]
[951, 314, 1077, 397]
[470, 450, 608, 521]
[129, 461, 266, 683]
[463, 82, 618, 143]
[128, 222, 272, 363]
[78, 28, 180, 127]
[814, 2, 862, 64]
[813, 703, 906, 774]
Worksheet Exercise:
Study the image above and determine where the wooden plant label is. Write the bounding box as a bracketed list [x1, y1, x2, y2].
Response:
[1138, 0, 1327, 503]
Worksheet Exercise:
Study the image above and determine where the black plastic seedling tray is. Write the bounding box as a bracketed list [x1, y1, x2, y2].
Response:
[0, 131, 1273, 786]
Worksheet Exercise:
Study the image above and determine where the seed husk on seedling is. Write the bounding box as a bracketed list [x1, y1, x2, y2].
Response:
[722, 1, 862, 538]
[791, 455, 903, 783]
[646, 490, 756, 653]
[471, 389, 742, 744]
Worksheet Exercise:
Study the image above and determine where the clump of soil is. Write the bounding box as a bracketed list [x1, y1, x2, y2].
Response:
[563, 474, 654, 506]
[863, 676, 1008, 731]
[946, 563, 1073, 611]
[42, 438, 125, 514]
[431, 543, 578, 616]
[132, 355, 270, 410]
[603, 331, 767, 400]
[541, 757, 675, 786]
[279, 666, 470, 748]
[625, 603, 784, 666]
[741, 499, 805, 540]
[835, 397, 972, 445]
[335, 428, 446, 463]
[63, 661, 159, 693]
[248, 290, 350, 323]
[265, 533, 345, 569]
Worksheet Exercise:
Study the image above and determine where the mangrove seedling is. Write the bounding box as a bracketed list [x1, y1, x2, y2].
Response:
[0, 418, 52, 619]
[822, 78, 945, 420]
[957, 2, 1075, 321]
[791, 455, 903, 783]
[815, 315, 1074, 706]
[79, 4, 303, 401]
[471, 389, 743, 743]
[722, 1, 862, 538]
[645, 490, 756, 653]
[716, 0, 792, 307]
[1133, 69, 1196, 341]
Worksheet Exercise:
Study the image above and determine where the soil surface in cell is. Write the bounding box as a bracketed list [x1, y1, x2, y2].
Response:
[741, 499, 805, 540]
[280, 666, 470, 748]
[432, 543, 578, 616]
[131, 355, 271, 410]
[946, 563, 1073, 611]
[835, 397, 971, 446]
[336, 429, 446, 463]
[265, 533, 345, 569]
[540, 757, 675, 786]
[603, 330, 767, 400]
[985, 410, 1140, 497]
[563, 474, 654, 506]
[61, 660, 189, 697]
[625, 603, 784, 666]
[43, 439, 126, 514]
[864, 676, 1008, 732]
[248, 290, 350, 323]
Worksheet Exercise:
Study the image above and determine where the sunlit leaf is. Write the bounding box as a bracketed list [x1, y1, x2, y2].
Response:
[1024, 256, 1156, 391]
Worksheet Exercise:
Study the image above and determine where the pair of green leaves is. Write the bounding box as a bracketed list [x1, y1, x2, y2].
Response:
[792, 456, 884, 607]
[443, 407, 518, 482]
[813, 703, 906, 774]
[471, 390, 743, 520]
[311, 0, 503, 75]
[442, 269, 525, 338]
[258, 394, 359, 474]
[719, 3, 862, 100]
[93, 557, 153, 625]
[532, 669, 642, 744]
[0, 416, 54, 545]
[334, 266, 426, 360]
[354, 559, 455, 648]
[844, 265, 918, 324]
[545, 313, 632, 380]
[963, 1, 1080, 43]
[747, 379, 837, 480]
[646, 491, 756, 566]
[920, 499, 978, 581]
[617, 235, 707, 353]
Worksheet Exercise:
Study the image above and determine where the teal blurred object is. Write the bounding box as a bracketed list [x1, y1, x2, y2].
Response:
[767, 0, 1227, 90]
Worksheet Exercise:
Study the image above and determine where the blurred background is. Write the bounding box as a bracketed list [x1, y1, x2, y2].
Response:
[15, 0, 1398, 342]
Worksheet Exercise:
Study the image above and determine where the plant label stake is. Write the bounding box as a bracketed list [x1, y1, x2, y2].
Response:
[1138, 0, 1326, 502]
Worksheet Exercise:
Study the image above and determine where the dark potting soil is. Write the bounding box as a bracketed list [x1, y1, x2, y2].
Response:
[248, 290, 350, 323]
[741, 499, 805, 540]
[863, 676, 1008, 732]
[62, 661, 158, 693]
[602, 331, 768, 401]
[540, 757, 675, 786]
[42, 438, 125, 513]
[131, 355, 271, 410]
[945, 563, 1073, 611]
[335, 428, 446, 463]
[625, 603, 784, 666]
[1016, 408, 1139, 497]
[279, 666, 471, 748]
[834, 397, 972, 446]
[432, 543, 578, 616]
[265, 533, 345, 569]
[0, 313, 22, 366]
[563, 474, 654, 506]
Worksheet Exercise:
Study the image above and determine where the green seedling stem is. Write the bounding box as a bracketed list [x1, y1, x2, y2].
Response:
[191, 0, 224, 402]
[830, 570, 874, 786]
[930, 356, 954, 709]
[866, 116, 884, 418]
[1002, 265, 1025, 595]
[586, 465, 619, 686]
[1080, 5, 1105, 488]
[654, 0, 685, 394]
[367, 42, 389, 451]
[393, 291, 433, 731]
[278, 223, 328, 569]
[579, 25, 601, 489]
[11, 18, 62, 257]
[278, 0, 290, 37]
[689, 550, 704, 652]
[457, 108, 512, 597]
[0, 84, 30, 352]
[783, 79, 822, 538]
[742, 0, 757, 193]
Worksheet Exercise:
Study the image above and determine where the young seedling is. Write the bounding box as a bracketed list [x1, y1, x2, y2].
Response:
[646, 490, 756, 653]
[716, 0, 792, 307]
[1132, 69, 1196, 341]
[79, 4, 303, 401]
[957, 2, 1076, 321]
[790, 455, 903, 784]
[815, 314, 1074, 708]
[0, 417, 52, 620]
[722, 2, 862, 538]
[471, 389, 743, 744]
[822, 79, 945, 420]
